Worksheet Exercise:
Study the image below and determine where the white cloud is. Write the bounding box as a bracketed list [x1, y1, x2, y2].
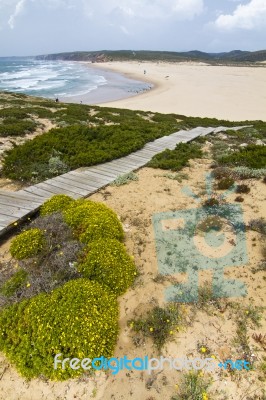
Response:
[215, 0, 266, 30]
[82, 0, 204, 20]
[172, 0, 204, 18]
[8, 0, 27, 29]
[44, 0, 76, 9]
[6, 0, 76, 29]
[4, 0, 204, 31]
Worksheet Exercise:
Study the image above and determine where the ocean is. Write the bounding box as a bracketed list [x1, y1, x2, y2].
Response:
[0, 58, 152, 104]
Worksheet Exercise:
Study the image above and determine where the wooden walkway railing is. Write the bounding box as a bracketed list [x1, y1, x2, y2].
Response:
[0, 126, 247, 236]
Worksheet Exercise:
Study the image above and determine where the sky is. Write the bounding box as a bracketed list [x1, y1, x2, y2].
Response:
[0, 0, 265, 57]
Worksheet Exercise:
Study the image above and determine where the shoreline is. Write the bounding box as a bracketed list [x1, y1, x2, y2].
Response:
[60, 62, 153, 106]
[89, 61, 266, 121]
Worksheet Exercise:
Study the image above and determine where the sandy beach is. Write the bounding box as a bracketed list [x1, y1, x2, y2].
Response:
[1, 157, 265, 400]
[92, 61, 266, 122]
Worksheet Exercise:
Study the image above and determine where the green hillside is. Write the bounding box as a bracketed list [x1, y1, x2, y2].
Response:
[35, 49, 266, 63]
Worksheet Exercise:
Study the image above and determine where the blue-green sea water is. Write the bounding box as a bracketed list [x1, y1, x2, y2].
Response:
[0, 58, 151, 103]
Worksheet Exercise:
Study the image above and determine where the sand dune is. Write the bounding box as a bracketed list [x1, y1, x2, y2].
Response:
[93, 61, 266, 122]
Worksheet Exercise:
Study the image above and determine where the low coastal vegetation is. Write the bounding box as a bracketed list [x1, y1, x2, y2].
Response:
[0, 91, 265, 396]
[0, 195, 137, 380]
[3, 92, 264, 186]
[111, 171, 139, 186]
[0, 91, 254, 184]
[128, 303, 185, 350]
[148, 126, 265, 178]
[147, 142, 203, 171]
[171, 371, 212, 400]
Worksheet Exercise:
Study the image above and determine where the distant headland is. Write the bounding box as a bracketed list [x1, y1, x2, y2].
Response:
[35, 49, 266, 64]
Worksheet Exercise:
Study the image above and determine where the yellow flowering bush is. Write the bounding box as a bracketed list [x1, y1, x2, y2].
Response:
[0, 198, 135, 381]
[171, 371, 212, 400]
[63, 199, 123, 236]
[0, 279, 119, 380]
[78, 211, 124, 243]
[40, 194, 74, 216]
[10, 228, 45, 260]
[78, 239, 136, 295]
[62, 199, 104, 227]
[62, 199, 124, 243]
[128, 303, 182, 350]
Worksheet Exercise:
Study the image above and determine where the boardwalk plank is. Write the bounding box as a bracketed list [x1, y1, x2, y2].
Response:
[125, 157, 148, 166]
[85, 167, 118, 178]
[33, 182, 81, 198]
[126, 154, 150, 162]
[60, 173, 103, 187]
[0, 197, 39, 211]
[53, 176, 100, 191]
[95, 164, 129, 174]
[0, 214, 18, 224]
[0, 204, 34, 219]
[43, 178, 93, 196]
[68, 171, 112, 185]
[23, 186, 65, 199]
[1, 126, 247, 236]
[0, 190, 44, 204]
[108, 160, 139, 169]
[137, 149, 157, 156]
[109, 159, 138, 168]
[0, 194, 42, 208]
[20, 188, 51, 199]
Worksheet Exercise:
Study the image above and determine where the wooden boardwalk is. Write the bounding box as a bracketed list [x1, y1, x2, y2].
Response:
[0, 126, 247, 236]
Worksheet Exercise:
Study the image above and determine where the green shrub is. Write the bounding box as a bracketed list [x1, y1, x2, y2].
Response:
[211, 166, 232, 180]
[0, 120, 37, 137]
[40, 194, 75, 216]
[24, 107, 54, 119]
[196, 216, 224, 234]
[0, 108, 31, 119]
[48, 156, 69, 175]
[147, 142, 203, 171]
[171, 371, 212, 400]
[235, 196, 244, 202]
[0, 269, 28, 297]
[111, 172, 139, 186]
[10, 228, 46, 260]
[203, 197, 220, 207]
[1, 119, 177, 182]
[164, 172, 189, 182]
[63, 200, 123, 242]
[0, 279, 119, 380]
[62, 199, 96, 228]
[78, 211, 124, 243]
[194, 283, 221, 312]
[216, 177, 235, 190]
[231, 166, 266, 179]
[129, 304, 182, 350]
[218, 145, 266, 169]
[248, 218, 266, 235]
[236, 184, 250, 194]
[78, 239, 136, 295]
